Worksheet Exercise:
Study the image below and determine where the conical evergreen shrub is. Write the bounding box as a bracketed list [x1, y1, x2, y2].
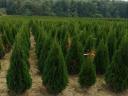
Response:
[7, 45, 32, 94]
[43, 40, 68, 94]
[6, 28, 32, 94]
[94, 39, 109, 74]
[79, 56, 96, 88]
[105, 35, 128, 92]
[17, 25, 30, 69]
[66, 37, 84, 74]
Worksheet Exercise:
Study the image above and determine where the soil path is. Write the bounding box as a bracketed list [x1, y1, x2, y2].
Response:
[0, 52, 11, 96]
[28, 33, 43, 96]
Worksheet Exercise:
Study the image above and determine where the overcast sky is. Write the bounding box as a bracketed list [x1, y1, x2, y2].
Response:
[117, 0, 128, 1]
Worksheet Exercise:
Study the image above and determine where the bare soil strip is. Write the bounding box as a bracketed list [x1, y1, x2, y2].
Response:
[28, 34, 43, 96]
[0, 52, 11, 96]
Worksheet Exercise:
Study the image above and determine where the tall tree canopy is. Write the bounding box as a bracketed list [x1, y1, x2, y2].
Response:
[0, 0, 127, 18]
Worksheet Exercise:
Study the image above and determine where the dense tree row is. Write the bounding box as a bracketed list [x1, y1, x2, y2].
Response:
[0, 0, 128, 18]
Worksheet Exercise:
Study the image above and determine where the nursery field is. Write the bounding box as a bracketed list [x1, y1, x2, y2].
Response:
[0, 16, 128, 96]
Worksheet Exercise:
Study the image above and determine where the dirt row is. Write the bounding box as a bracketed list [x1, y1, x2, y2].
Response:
[0, 52, 11, 96]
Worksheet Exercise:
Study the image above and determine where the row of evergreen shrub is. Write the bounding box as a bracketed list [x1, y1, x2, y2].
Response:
[31, 19, 128, 93]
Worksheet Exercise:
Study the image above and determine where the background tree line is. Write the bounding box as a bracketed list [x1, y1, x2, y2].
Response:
[0, 0, 128, 18]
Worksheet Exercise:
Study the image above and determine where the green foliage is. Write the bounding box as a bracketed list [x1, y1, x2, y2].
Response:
[0, 21, 19, 52]
[95, 39, 109, 74]
[105, 35, 128, 92]
[36, 31, 45, 58]
[43, 41, 68, 94]
[66, 36, 84, 74]
[7, 45, 32, 94]
[79, 56, 96, 88]
[38, 35, 51, 73]
[84, 35, 96, 52]
[61, 32, 71, 58]
[107, 31, 117, 62]
[0, 38, 5, 59]
[6, 26, 32, 94]
[1, 30, 11, 52]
